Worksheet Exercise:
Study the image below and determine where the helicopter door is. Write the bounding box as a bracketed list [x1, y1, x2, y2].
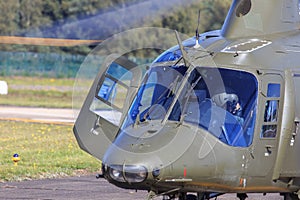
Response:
[74, 56, 143, 160]
[248, 73, 283, 176]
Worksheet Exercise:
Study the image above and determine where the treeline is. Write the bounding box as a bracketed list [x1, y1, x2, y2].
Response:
[0, 0, 231, 41]
[153, 0, 231, 36]
[0, 0, 232, 77]
[0, 0, 138, 36]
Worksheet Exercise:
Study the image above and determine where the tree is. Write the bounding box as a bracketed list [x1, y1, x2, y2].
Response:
[0, 1, 19, 35]
[0, 0, 232, 54]
[151, 0, 231, 36]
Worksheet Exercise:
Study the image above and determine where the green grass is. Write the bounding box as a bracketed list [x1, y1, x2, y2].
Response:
[0, 120, 100, 182]
[0, 89, 73, 108]
[0, 77, 100, 181]
[0, 76, 75, 108]
[1, 76, 75, 87]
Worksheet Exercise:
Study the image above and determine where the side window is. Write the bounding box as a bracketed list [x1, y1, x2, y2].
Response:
[183, 67, 258, 147]
[90, 62, 132, 126]
[97, 77, 128, 110]
[261, 83, 280, 138]
[264, 100, 279, 122]
[267, 83, 280, 97]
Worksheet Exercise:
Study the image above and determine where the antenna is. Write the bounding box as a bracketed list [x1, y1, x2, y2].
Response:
[194, 10, 201, 49]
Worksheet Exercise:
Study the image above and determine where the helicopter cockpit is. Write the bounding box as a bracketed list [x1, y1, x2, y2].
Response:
[120, 54, 258, 148]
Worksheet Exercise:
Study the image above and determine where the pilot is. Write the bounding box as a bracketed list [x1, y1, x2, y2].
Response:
[228, 100, 244, 125]
[212, 92, 238, 109]
[212, 92, 244, 124]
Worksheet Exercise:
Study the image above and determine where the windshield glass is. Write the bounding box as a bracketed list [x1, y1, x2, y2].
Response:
[122, 65, 187, 127]
[121, 65, 258, 147]
[184, 67, 258, 147]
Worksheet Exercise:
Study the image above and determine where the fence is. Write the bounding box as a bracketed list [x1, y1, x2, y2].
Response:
[0, 51, 86, 78]
[0, 51, 156, 78]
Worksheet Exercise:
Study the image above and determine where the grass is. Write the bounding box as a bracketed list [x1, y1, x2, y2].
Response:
[0, 76, 75, 108]
[0, 89, 73, 108]
[0, 76, 100, 182]
[0, 76, 75, 87]
[0, 120, 100, 182]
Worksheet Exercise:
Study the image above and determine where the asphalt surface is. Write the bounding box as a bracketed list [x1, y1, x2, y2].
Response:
[0, 175, 148, 200]
[0, 175, 285, 200]
[0, 106, 75, 124]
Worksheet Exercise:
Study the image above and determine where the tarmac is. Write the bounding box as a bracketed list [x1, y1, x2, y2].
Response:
[0, 175, 148, 200]
[0, 175, 285, 200]
[0, 106, 75, 125]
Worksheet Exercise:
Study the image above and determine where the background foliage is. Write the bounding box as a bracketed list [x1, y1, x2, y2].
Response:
[0, 0, 231, 38]
[0, 0, 232, 78]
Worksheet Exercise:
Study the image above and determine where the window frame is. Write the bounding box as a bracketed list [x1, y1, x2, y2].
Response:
[260, 83, 281, 139]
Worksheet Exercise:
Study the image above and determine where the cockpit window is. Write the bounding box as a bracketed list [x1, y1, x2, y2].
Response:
[123, 65, 187, 127]
[122, 66, 257, 147]
[153, 49, 182, 63]
[183, 67, 257, 147]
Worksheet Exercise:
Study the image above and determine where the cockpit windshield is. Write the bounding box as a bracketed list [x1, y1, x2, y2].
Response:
[121, 64, 258, 147]
[123, 65, 187, 126]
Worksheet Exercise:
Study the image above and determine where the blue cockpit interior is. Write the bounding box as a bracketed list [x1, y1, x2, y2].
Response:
[123, 65, 258, 147]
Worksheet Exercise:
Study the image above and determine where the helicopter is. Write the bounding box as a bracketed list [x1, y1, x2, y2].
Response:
[73, 0, 300, 199]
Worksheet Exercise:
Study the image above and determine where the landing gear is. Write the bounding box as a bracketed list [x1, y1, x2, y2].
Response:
[283, 193, 300, 200]
[178, 193, 197, 200]
[178, 192, 206, 200]
[237, 193, 248, 200]
[178, 192, 219, 200]
[186, 194, 197, 200]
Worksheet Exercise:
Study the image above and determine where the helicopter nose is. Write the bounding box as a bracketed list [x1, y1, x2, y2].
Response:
[103, 164, 148, 183]
[101, 121, 196, 185]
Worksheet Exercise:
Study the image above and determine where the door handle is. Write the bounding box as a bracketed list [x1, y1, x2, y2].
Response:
[265, 145, 273, 156]
[265, 145, 273, 157]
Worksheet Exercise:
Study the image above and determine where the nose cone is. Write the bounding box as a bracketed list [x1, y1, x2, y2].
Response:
[101, 121, 197, 186]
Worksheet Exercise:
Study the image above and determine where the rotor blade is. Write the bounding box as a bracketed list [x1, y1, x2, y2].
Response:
[0, 36, 102, 47]
[174, 30, 189, 66]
